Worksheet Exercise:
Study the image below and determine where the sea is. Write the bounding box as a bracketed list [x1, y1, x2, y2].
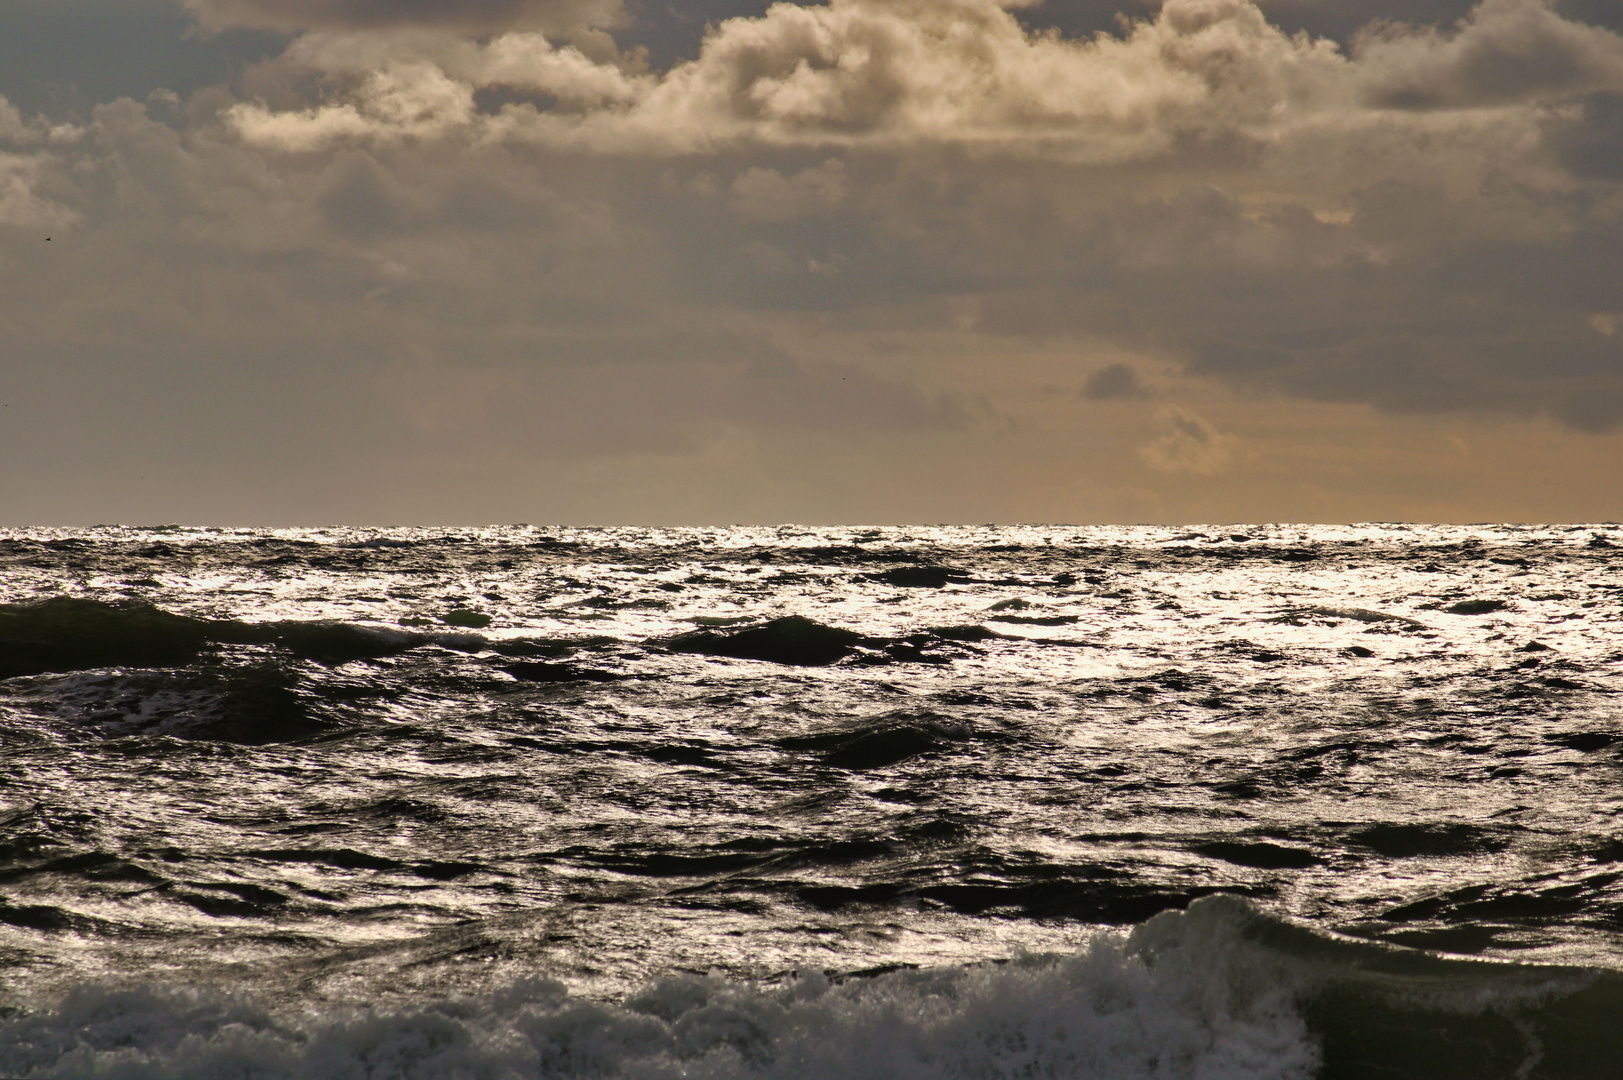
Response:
[1, 523, 1621, 1079]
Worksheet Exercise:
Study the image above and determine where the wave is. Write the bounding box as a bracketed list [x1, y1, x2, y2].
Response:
[0, 597, 220, 679]
[0, 597, 490, 680]
[3, 897, 1619, 1079]
[775, 710, 973, 769]
[665, 615, 865, 666]
[663, 615, 1000, 668]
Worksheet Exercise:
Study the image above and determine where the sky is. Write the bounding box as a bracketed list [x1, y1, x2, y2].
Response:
[2, 0, 1622, 526]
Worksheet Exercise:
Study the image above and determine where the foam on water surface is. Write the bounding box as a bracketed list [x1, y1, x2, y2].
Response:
[9, 896, 1623, 1079]
[1, 898, 1319, 1080]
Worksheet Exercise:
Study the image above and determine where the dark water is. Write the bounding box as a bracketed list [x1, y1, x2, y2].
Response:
[1, 524, 1621, 1078]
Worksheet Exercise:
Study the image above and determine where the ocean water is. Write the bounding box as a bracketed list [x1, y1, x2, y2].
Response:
[1, 523, 1621, 1078]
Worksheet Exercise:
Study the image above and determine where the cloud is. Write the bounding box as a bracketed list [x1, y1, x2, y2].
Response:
[226, 0, 1357, 156]
[221, 0, 1623, 168]
[1353, 0, 1623, 108]
[0, 98, 81, 232]
[728, 158, 849, 221]
[232, 60, 480, 149]
[0, 155, 77, 231]
[1139, 404, 1236, 473]
[1082, 362, 1152, 400]
[0, 97, 31, 143]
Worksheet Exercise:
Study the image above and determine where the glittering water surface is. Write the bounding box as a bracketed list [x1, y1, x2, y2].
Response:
[2, 524, 1621, 1077]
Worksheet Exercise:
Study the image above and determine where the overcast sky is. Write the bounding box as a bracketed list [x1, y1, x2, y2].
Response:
[2, 0, 1621, 525]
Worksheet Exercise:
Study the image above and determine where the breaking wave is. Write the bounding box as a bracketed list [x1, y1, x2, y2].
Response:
[4, 897, 1619, 1080]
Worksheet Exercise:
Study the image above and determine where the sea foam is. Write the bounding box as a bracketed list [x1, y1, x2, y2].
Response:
[0, 898, 1317, 1080]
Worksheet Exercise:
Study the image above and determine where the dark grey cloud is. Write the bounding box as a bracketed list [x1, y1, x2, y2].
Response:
[1082, 363, 1152, 401]
[1154, 190, 1623, 428]
[317, 151, 406, 238]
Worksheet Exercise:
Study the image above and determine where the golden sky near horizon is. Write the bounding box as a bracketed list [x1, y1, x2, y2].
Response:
[1, 0, 1621, 524]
